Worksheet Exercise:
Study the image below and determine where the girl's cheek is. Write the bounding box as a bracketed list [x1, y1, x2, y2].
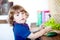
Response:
[15, 17, 21, 20]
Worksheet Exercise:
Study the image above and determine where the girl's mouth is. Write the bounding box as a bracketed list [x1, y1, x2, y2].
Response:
[21, 18, 24, 20]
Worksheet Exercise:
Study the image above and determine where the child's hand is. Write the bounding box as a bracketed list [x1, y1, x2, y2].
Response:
[45, 26, 52, 32]
[39, 23, 45, 30]
[39, 25, 44, 30]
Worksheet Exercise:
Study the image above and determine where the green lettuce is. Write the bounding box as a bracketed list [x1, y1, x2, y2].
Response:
[44, 17, 60, 30]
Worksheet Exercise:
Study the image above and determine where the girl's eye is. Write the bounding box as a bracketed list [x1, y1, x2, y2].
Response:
[22, 13, 24, 14]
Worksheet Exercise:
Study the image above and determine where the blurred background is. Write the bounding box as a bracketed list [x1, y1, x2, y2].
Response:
[0, 0, 59, 40]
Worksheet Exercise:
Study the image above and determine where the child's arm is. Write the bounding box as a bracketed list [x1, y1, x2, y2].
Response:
[30, 23, 45, 33]
[27, 26, 52, 39]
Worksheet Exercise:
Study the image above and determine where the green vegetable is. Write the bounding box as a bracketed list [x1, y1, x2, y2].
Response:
[45, 32, 57, 37]
[44, 17, 60, 30]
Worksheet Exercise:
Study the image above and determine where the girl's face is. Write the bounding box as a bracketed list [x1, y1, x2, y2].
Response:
[14, 10, 28, 23]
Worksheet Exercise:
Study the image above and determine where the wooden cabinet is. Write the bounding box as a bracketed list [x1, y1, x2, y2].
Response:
[0, 20, 7, 24]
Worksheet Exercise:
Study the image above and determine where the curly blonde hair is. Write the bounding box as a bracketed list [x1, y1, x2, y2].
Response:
[8, 5, 29, 26]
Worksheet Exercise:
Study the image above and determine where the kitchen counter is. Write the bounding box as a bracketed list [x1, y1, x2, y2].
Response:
[40, 34, 60, 40]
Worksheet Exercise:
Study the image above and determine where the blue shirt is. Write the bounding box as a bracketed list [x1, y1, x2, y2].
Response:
[13, 22, 31, 40]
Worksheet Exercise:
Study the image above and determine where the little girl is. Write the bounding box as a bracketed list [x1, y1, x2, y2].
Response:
[8, 5, 52, 40]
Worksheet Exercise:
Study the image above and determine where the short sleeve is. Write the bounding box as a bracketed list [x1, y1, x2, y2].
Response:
[15, 24, 31, 39]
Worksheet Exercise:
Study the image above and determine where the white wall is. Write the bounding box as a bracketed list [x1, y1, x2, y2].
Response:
[0, 24, 14, 40]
